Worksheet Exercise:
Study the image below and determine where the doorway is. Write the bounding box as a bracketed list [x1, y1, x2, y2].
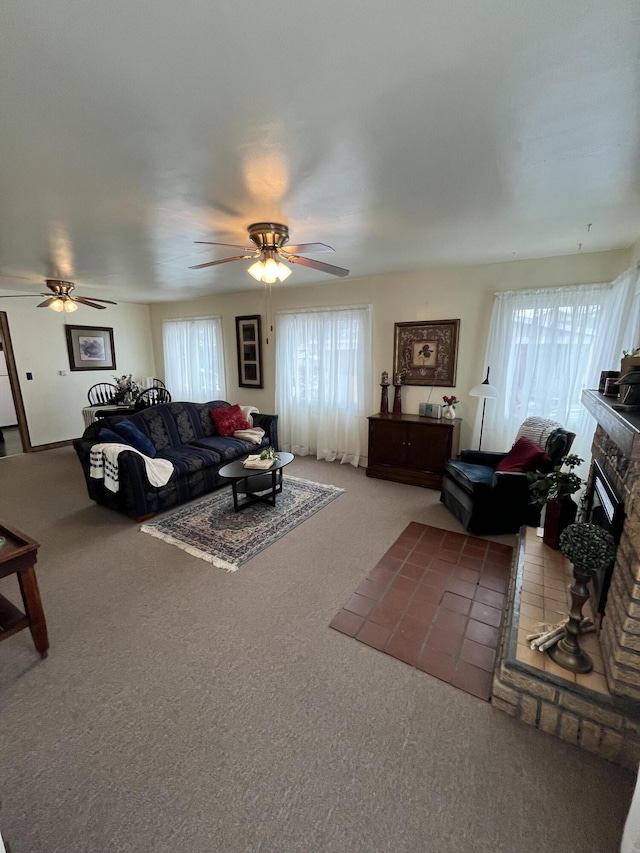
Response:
[0, 312, 31, 456]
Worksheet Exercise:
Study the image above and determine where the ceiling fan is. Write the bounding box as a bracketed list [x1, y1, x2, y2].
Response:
[189, 222, 349, 282]
[1, 279, 117, 312]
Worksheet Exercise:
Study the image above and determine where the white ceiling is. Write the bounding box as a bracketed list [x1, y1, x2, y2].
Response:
[0, 0, 639, 303]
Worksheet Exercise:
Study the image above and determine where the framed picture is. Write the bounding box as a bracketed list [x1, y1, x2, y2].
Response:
[235, 315, 263, 388]
[393, 319, 460, 386]
[65, 325, 116, 371]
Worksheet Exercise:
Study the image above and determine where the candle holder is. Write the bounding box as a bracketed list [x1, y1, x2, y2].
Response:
[547, 523, 616, 674]
[380, 383, 389, 415]
[393, 382, 402, 416]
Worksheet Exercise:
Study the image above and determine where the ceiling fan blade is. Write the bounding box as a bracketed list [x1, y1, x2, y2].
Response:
[189, 254, 256, 270]
[0, 294, 42, 298]
[74, 296, 118, 304]
[281, 243, 335, 253]
[286, 255, 350, 278]
[72, 296, 107, 309]
[194, 241, 255, 251]
[37, 298, 55, 308]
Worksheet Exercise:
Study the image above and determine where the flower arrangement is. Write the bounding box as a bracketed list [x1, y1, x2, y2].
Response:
[260, 446, 280, 461]
[559, 523, 616, 573]
[113, 374, 141, 402]
[528, 453, 584, 506]
[442, 395, 457, 409]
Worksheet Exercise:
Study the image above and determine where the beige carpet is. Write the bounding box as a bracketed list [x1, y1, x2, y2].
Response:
[0, 448, 634, 853]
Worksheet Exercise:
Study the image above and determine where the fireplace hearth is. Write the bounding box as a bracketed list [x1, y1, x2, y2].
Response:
[491, 391, 640, 766]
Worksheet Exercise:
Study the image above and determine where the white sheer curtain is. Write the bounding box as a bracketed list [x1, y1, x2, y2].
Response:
[275, 305, 371, 467]
[162, 317, 226, 402]
[477, 265, 640, 464]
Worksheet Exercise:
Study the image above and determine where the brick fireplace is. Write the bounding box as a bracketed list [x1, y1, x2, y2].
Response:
[582, 389, 640, 701]
[491, 390, 640, 767]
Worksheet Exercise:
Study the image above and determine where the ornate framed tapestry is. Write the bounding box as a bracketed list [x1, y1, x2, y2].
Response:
[65, 325, 116, 371]
[235, 315, 263, 388]
[393, 319, 460, 386]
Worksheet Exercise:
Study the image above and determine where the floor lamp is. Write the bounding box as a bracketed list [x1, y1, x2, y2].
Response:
[469, 367, 499, 451]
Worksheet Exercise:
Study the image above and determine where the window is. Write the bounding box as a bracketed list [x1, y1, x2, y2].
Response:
[275, 306, 371, 466]
[163, 317, 226, 403]
[480, 266, 640, 463]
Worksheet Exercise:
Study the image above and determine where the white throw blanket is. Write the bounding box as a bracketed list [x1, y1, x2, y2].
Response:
[235, 406, 264, 444]
[239, 405, 260, 426]
[233, 427, 265, 445]
[89, 443, 174, 493]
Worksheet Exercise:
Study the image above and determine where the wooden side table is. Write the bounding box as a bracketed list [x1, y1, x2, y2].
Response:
[0, 520, 49, 658]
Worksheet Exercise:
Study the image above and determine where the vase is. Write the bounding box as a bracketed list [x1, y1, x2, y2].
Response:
[542, 497, 577, 550]
[444, 406, 455, 420]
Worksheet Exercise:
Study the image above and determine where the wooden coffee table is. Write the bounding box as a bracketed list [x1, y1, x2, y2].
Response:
[219, 452, 294, 511]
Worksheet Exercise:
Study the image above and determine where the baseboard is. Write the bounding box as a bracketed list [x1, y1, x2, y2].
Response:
[29, 439, 74, 453]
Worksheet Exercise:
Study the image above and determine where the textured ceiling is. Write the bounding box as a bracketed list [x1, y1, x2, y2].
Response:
[0, 0, 639, 303]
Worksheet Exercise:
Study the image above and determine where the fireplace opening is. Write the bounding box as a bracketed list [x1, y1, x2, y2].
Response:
[584, 460, 624, 617]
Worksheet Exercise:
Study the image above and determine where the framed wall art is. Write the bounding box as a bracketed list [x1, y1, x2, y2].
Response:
[235, 315, 263, 388]
[393, 319, 460, 386]
[65, 325, 116, 371]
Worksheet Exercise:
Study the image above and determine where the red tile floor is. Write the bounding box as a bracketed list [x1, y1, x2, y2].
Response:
[330, 523, 514, 701]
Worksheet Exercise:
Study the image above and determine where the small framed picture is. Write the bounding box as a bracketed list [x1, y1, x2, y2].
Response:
[65, 325, 116, 371]
[235, 315, 263, 388]
[393, 319, 460, 386]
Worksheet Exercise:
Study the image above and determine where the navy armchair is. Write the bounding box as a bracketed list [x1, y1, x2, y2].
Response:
[440, 417, 576, 536]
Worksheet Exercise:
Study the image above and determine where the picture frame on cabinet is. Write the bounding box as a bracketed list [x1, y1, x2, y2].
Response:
[235, 315, 263, 388]
[393, 319, 460, 386]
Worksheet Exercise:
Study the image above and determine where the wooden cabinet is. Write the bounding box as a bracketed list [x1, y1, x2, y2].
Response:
[366, 413, 461, 489]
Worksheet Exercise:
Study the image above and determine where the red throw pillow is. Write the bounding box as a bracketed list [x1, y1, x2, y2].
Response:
[495, 436, 552, 473]
[210, 404, 250, 436]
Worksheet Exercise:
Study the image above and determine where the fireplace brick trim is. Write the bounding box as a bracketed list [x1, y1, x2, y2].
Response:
[492, 526, 640, 768]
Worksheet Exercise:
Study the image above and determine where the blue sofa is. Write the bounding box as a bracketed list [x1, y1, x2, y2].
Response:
[73, 400, 279, 520]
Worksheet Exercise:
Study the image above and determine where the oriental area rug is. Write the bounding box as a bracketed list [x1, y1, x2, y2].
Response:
[330, 523, 513, 701]
[141, 476, 343, 572]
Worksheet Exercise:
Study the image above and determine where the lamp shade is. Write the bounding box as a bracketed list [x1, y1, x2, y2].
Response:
[469, 366, 499, 399]
[469, 381, 498, 399]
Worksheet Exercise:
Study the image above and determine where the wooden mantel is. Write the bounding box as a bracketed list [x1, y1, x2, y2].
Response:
[581, 389, 640, 461]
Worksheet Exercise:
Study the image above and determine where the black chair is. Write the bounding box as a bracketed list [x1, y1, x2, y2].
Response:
[440, 416, 576, 536]
[134, 387, 172, 410]
[149, 378, 166, 389]
[88, 383, 118, 405]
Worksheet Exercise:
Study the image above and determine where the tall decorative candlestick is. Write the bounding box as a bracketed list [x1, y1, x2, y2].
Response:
[380, 372, 390, 414]
[393, 374, 402, 416]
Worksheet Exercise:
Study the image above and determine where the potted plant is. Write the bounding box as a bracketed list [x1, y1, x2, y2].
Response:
[546, 523, 617, 673]
[528, 453, 584, 549]
[442, 395, 458, 420]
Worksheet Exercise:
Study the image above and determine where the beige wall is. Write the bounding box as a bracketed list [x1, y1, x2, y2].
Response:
[0, 298, 155, 446]
[1, 245, 635, 451]
[149, 248, 631, 450]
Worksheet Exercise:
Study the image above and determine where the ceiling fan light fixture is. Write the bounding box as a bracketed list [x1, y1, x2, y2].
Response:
[247, 257, 291, 283]
[263, 257, 279, 283]
[49, 298, 64, 312]
[248, 260, 265, 281]
[276, 262, 292, 281]
[63, 299, 78, 313]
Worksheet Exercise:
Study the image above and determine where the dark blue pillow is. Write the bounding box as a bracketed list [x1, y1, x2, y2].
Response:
[113, 420, 157, 458]
[99, 427, 131, 446]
